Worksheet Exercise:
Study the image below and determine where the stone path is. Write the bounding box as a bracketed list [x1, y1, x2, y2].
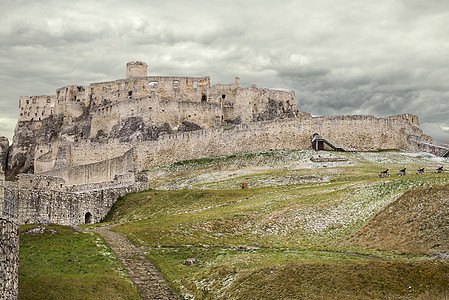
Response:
[93, 224, 178, 300]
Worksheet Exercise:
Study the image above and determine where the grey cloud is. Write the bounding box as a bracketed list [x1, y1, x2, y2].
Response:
[0, 0, 448, 142]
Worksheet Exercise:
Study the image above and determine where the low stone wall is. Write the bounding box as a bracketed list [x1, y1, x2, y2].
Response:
[11, 181, 148, 225]
[407, 137, 449, 157]
[0, 217, 19, 300]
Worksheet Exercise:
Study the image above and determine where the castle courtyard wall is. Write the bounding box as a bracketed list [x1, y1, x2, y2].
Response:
[9, 181, 147, 225]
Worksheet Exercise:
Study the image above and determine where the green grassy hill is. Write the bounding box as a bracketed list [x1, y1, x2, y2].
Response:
[20, 150, 449, 299]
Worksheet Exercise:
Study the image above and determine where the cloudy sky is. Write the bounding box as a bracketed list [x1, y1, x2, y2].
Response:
[1, 0, 448, 142]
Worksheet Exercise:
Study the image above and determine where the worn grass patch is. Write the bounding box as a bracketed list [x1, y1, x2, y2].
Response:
[19, 224, 141, 300]
[347, 183, 449, 255]
[144, 247, 449, 299]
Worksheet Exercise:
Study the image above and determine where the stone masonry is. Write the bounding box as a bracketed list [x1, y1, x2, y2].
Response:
[0, 217, 19, 299]
[6, 175, 148, 226]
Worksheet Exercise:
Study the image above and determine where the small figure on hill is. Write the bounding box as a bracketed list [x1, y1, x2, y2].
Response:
[379, 169, 390, 178]
[397, 168, 407, 176]
[416, 168, 425, 175]
[435, 166, 444, 173]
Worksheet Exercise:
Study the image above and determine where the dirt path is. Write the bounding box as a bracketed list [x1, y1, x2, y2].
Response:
[93, 224, 178, 300]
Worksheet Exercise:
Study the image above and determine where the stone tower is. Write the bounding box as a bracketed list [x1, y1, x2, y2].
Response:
[126, 61, 148, 78]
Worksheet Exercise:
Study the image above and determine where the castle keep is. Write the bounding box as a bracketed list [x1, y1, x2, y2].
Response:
[3, 61, 448, 225]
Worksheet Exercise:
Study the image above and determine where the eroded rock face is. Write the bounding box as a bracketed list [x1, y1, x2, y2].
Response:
[7, 113, 88, 180]
[177, 121, 202, 132]
[253, 98, 298, 122]
[108, 117, 173, 143]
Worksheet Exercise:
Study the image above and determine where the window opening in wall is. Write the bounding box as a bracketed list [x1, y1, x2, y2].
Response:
[201, 94, 207, 102]
[85, 212, 93, 224]
[33, 99, 36, 104]
[47, 98, 51, 103]
[222, 94, 226, 99]
[128, 91, 132, 97]
[193, 81, 198, 89]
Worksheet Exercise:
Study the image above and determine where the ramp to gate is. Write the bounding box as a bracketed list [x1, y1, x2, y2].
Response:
[312, 134, 346, 152]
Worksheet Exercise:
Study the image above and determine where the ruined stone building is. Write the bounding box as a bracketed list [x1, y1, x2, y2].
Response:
[2, 61, 448, 225]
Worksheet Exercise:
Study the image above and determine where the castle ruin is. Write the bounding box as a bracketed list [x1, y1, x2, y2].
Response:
[2, 61, 448, 225]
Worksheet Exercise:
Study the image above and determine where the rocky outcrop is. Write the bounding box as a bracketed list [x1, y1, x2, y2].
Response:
[6, 112, 91, 180]
[177, 121, 202, 132]
[108, 117, 173, 143]
[253, 98, 298, 122]
[0, 137, 9, 175]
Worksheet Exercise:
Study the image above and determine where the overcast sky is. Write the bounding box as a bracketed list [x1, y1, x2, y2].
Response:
[1, 0, 449, 142]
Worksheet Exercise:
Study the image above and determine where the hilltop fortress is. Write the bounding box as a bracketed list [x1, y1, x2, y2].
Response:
[2, 61, 449, 225]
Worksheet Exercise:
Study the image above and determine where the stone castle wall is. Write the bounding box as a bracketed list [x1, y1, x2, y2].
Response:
[41, 148, 136, 185]
[56, 114, 432, 175]
[7, 180, 147, 225]
[132, 115, 430, 170]
[0, 217, 18, 300]
[19, 95, 57, 122]
[407, 138, 449, 157]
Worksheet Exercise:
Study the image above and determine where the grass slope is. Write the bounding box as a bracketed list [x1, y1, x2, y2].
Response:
[347, 183, 449, 255]
[20, 150, 449, 299]
[102, 150, 449, 299]
[19, 224, 141, 300]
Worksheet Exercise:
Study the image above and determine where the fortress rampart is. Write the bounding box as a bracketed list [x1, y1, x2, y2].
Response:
[42, 113, 433, 177]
